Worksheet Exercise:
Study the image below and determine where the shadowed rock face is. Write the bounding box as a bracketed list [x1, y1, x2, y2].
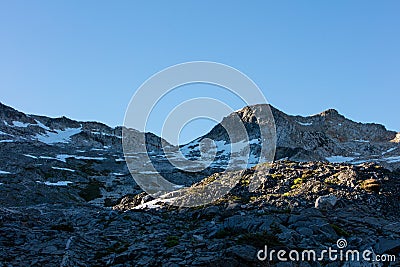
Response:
[195, 104, 400, 170]
[1, 161, 399, 266]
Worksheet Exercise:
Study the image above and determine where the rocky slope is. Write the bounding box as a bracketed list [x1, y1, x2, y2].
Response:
[1, 161, 399, 266]
[0, 102, 399, 266]
[182, 104, 400, 171]
[1, 102, 399, 207]
[0, 102, 192, 207]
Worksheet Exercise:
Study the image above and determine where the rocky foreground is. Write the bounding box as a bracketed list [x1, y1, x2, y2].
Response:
[1, 161, 399, 266]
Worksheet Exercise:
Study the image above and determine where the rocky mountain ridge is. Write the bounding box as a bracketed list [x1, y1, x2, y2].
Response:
[1, 102, 399, 207]
[1, 102, 399, 266]
[182, 104, 400, 171]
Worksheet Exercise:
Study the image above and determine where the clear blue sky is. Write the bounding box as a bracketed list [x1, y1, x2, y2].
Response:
[1, 1, 399, 144]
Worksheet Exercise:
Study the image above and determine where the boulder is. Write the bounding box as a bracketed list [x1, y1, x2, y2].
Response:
[315, 195, 338, 210]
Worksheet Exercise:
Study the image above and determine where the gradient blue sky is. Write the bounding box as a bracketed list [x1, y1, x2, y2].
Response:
[0, 1, 399, 144]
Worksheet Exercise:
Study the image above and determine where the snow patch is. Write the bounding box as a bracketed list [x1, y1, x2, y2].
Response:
[37, 181, 73, 186]
[383, 156, 400, 163]
[12, 121, 31, 128]
[55, 155, 69, 162]
[133, 197, 176, 209]
[179, 138, 262, 169]
[74, 156, 106, 161]
[56, 154, 106, 162]
[0, 170, 12, 174]
[0, 140, 14, 143]
[40, 156, 57, 160]
[382, 147, 397, 155]
[125, 155, 139, 159]
[326, 156, 355, 163]
[0, 131, 13, 136]
[24, 154, 38, 159]
[36, 127, 82, 144]
[34, 119, 51, 130]
[52, 167, 76, 172]
[297, 121, 313, 126]
[138, 171, 159, 174]
[354, 139, 369, 143]
[351, 159, 370, 165]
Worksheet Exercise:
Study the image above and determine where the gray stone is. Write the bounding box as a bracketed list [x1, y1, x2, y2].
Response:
[315, 195, 338, 210]
[382, 222, 400, 234]
[318, 224, 338, 240]
[226, 245, 257, 262]
[374, 238, 400, 254]
[191, 256, 215, 266]
[297, 227, 313, 236]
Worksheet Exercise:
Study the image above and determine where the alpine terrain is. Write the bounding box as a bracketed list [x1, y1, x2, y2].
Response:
[0, 102, 399, 266]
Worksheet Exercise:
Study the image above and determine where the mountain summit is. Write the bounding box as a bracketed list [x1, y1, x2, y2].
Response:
[182, 104, 399, 170]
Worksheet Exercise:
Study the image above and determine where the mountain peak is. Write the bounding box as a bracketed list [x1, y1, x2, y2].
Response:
[319, 108, 341, 117]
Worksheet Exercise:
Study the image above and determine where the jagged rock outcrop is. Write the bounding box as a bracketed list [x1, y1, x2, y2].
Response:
[184, 104, 400, 170]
